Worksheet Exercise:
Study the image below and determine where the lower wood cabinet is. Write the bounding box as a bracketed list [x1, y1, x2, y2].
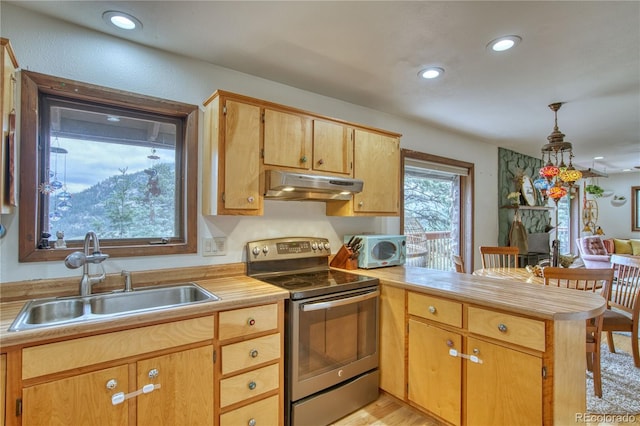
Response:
[23, 365, 130, 426]
[398, 287, 554, 425]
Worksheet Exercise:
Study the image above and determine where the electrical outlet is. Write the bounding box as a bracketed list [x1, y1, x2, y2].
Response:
[202, 237, 227, 256]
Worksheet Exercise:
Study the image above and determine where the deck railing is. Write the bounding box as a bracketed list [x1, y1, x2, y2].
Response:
[405, 231, 453, 270]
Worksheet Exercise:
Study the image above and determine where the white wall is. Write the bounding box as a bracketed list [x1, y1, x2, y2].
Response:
[0, 3, 498, 283]
[584, 173, 640, 239]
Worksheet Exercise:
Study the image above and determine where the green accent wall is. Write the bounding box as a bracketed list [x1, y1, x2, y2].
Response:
[498, 148, 551, 246]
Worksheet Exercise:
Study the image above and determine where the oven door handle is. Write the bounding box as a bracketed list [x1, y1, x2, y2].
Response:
[301, 289, 379, 312]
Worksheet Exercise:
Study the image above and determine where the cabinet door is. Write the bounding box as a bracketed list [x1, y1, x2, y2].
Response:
[353, 129, 400, 214]
[465, 337, 542, 425]
[408, 319, 462, 426]
[223, 99, 261, 211]
[137, 345, 214, 426]
[23, 365, 129, 426]
[312, 120, 353, 175]
[379, 285, 405, 398]
[263, 108, 312, 169]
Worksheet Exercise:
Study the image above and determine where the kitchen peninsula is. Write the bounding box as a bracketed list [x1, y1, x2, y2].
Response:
[341, 266, 606, 426]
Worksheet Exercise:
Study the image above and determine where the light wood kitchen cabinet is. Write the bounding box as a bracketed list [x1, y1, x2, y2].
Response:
[403, 289, 547, 425]
[378, 283, 405, 398]
[1, 353, 6, 426]
[216, 302, 283, 426]
[326, 129, 400, 216]
[203, 92, 262, 215]
[263, 108, 312, 170]
[18, 317, 214, 426]
[0, 38, 18, 214]
[312, 119, 353, 176]
[137, 346, 214, 426]
[23, 365, 130, 426]
[465, 336, 542, 425]
[408, 319, 462, 426]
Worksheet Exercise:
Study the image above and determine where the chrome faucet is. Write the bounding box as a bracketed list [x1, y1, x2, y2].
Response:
[64, 231, 110, 296]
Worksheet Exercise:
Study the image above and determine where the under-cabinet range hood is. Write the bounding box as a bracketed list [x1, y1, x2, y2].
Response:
[264, 170, 363, 201]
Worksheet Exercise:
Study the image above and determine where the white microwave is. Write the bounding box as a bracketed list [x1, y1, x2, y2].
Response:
[344, 235, 406, 269]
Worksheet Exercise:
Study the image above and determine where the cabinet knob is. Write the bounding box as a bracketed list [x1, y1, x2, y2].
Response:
[106, 379, 118, 390]
[247, 196, 255, 203]
[248, 381, 257, 390]
[318, 158, 324, 165]
[446, 339, 454, 348]
[148, 368, 159, 379]
[473, 348, 480, 355]
[248, 419, 257, 426]
[428, 305, 437, 314]
[497, 323, 508, 333]
[358, 201, 364, 207]
[300, 156, 307, 163]
[247, 317, 256, 326]
[249, 349, 259, 358]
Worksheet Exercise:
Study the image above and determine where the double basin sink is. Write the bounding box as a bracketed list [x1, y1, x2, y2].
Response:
[9, 283, 219, 332]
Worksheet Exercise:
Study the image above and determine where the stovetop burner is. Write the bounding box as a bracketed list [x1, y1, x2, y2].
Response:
[259, 270, 377, 300]
[246, 237, 378, 299]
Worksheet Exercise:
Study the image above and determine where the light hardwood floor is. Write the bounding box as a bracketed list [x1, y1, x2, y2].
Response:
[333, 333, 638, 426]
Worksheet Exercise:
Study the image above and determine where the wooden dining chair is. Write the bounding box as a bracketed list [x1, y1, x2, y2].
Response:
[479, 246, 519, 268]
[543, 267, 615, 397]
[603, 254, 640, 368]
[452, 255, 465, 273]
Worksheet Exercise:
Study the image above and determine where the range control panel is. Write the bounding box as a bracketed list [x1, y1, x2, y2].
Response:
[247, 237, 331, 262]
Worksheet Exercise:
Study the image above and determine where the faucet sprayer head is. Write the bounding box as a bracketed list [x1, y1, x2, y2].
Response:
[64, 251, 86, 269]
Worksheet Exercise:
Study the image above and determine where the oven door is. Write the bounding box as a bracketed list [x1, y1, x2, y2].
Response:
[290, 287, 379, 401]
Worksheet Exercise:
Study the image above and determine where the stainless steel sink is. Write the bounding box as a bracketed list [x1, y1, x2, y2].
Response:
[8, 283, 219, 332]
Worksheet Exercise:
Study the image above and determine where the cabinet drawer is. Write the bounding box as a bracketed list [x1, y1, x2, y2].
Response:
[219, 304, 278, 340]
[219, 363, 279, 408]
[220, 394, 279, 426]
[468, 307, 545, 351]
[408, 292, 462, 328]
[221, 333, 281, 375]
[22, 316, 214, 379]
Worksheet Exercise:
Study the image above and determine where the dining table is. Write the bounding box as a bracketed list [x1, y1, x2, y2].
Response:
[472, 267, 545, 285]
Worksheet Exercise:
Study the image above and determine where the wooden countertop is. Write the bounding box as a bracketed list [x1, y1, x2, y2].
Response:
[0, 275, 289, 349]
[336, 266, 606, 322]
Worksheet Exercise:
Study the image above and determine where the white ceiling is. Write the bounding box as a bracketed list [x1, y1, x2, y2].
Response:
[10, 1, 640, 174]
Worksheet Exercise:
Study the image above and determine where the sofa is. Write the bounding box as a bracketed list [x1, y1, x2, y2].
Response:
[577, 236, 640, 268]
[576, 236, 613, 268]
[602, 238, 640, 259]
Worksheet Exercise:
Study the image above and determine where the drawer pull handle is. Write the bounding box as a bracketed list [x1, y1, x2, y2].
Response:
[428, 305, 437, 314]
[247, 317, 256, 326]
[248, 419, 256, 426]
[248, 381, 257, 390]
[148, 368, 159, 379]
[106, 379, 118, 390]
[497, 323, 508, 333]
[250, 349, 259, 358]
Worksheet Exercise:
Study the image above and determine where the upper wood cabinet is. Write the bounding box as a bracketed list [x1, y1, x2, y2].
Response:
[312, 119, 353, 176]
[202, 90, 401, 216]
[203, 93, 263, 215]
[1, 38, 18, 214]
[263, 108, 312, 170]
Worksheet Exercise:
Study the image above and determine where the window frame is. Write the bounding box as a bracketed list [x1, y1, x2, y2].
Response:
[400, 149, 475, 271]
[19, 71, 198, 262]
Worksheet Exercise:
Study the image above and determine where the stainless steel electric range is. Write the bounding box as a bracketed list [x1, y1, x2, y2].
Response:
[246, 237, 380, 426]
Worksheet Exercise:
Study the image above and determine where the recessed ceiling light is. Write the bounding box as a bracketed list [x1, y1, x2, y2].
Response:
[418, 67, 444, 79]
[593, 156, 604, 160]
[487, 35, 521, 52]
[102, 11, 142, 31]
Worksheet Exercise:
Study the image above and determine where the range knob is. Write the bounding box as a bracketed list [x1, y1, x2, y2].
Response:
[323, 242, 330, 251]
[262, 246, 269, 254]
[251, 247, 261, 256]
[311, 242, 318, 250]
